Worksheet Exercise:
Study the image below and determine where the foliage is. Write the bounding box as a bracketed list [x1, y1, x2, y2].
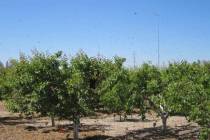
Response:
[1, 51, 210, 139]
[100, 57, 130, 113]
[69, 52, 109, 110]
[5, 51, 69, 119]
[131, 63, 163, 120]
[164, 62, 210, 125]
[199, 128, 210, 140]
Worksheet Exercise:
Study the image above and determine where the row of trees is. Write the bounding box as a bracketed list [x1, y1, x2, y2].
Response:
[0, 51, 210, 139]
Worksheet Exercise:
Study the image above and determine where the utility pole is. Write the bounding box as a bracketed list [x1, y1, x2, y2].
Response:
[133, 51, 136, 68]
[157, 20, 160, 67]
[154, 13, 160, 67]
[97, 45, 101, 58]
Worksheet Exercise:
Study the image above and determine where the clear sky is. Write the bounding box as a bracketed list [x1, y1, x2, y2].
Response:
[0, 0, 210, 66]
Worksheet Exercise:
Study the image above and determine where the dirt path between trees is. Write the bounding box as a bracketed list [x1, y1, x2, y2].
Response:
[0, 104, 199, 140]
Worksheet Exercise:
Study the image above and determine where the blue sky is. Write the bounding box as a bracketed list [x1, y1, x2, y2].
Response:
[0, 0, 210, 66]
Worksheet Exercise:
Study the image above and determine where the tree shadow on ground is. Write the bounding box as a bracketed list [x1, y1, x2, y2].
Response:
[24, 123, 111, 134]
[63, 124, 199, 140]
[124, 118, 152, 122]
[79, 124, 111, 132]
[0, 116, 33, 126]
[0, 116, 200, 140]
[113, 117, 153, 123]
[56, 123, 111, 133]
[0, 116, 112, 134]
[82, 135, 112, 140]
[65, 135, 113, 140]
[115, 124, 199, 140]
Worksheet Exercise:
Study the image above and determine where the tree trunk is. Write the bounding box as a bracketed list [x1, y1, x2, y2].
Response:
[73, 116, 80, 140]
[162, 117, 167, 132]
[120, 115, 122, 122]
[124, 114, 127, 121]
[51, 116, 55, 127]
[32, 113, 35, 124]
[161, 113, 168, 133]
[141, 114, 146, 121]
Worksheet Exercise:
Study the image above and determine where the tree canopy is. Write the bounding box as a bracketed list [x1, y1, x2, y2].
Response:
[1, 51, 210, 139]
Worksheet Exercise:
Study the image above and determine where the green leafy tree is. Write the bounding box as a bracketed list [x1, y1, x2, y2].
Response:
[58, 52, 97, 140]
[163, 61, 210, 136]
[69, 52, 108, 110]
[0, 62, 6, 100]
[131, 64, 160, 116]
[57, 52, 107, 140]
[5, 56, 34, 115]
[29, 51, 69, 126]
[6, 51, 68, 126]
[100, 57, 131, 121]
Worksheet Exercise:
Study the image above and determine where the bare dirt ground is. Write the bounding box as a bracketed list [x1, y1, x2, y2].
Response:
[0, 103, 200, 140]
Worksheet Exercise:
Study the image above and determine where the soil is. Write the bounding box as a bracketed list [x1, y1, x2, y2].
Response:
[0, 103, 200, 140]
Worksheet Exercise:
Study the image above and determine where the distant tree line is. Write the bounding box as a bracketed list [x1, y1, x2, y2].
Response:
[0, 50, 210, 140]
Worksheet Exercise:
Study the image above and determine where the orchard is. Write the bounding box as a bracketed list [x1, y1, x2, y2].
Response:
[0, 51, 210, 140]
